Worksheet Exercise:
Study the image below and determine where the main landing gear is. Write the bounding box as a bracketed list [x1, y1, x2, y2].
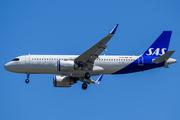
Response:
[82, 83, 88, 90]
[25, 74, 30, 83]
[82, 72, 90, 90]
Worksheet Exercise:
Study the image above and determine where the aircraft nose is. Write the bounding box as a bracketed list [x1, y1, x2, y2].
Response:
[4, 62, 11, 71]
[4, 62, 17, 72]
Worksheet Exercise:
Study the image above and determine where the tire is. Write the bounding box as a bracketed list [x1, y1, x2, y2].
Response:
[82, 83, 88, 90]
[25, 79, 29, 83]
[85, 72, 90, 79]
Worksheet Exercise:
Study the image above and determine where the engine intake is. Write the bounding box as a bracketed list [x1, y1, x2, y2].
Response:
[53, 76, 75, 87]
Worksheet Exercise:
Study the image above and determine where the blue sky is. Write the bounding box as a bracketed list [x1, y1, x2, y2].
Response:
[1, 0, 180, 120]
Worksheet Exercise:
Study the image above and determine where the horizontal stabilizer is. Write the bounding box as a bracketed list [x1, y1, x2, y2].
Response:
[153, 50, 175, 64]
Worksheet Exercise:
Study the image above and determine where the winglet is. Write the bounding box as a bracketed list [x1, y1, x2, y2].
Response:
[95, 74, 103, 84]
[110, 24, 119, 34]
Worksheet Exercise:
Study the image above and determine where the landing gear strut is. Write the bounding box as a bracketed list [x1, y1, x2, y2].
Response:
[82, 83, 88, 90]
[25, 74, 30, 83]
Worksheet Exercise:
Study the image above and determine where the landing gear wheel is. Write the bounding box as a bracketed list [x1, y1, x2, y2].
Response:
[85, 72, 90, 79]
[25, 79, 29, 83]
[82, 83, 88, 90]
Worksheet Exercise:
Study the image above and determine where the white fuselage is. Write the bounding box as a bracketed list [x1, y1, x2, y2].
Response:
[4, 55, 138, 77]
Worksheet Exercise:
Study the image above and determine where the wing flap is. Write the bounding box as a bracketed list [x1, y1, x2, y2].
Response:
[88, 45, 107, 63]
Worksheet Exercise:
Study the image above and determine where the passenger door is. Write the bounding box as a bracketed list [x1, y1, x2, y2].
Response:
[138, 56, 144, 66]
[25, 55, 30, 65]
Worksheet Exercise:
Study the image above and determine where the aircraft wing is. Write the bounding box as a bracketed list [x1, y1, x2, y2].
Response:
[75, 24, 118, 70]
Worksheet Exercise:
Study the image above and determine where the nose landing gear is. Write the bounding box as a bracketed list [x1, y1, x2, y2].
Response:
[25, 74, 30, 83]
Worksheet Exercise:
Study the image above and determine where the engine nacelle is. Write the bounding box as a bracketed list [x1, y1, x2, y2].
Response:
[57, 60, 78, 71]
[53, 76, 75, 87]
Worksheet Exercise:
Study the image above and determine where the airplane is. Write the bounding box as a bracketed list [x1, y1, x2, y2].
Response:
[4, 24, 177, 90]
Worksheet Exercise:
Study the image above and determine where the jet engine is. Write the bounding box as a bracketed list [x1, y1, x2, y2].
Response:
[57, 60, 78, 71]
[53, 76, 75, 87]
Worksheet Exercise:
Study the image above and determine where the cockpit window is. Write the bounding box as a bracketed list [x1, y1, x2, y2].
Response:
[12, 58, 20, 61]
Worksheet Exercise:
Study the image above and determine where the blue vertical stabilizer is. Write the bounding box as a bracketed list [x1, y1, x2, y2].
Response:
[142, 31, 172, 57]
